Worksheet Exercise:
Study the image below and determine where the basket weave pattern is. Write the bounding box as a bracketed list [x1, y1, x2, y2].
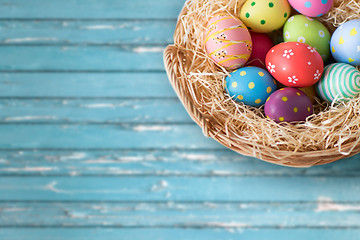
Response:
[164, 0, 360, 167]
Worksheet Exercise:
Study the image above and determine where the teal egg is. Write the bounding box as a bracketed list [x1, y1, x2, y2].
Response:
[225, 66, 277, 107]
[316, 63, 360, 102]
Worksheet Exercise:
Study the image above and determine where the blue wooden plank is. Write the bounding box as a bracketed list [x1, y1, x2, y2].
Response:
[0, 150, 357, 177]
[0, 99, 191, 123]
[0, 176, 359, 201]
[0, 73, 175, 97]
[0, 124, 219, 149]
[0, 0, 184, 19]
[0, 228, 359, 240]
[0, 46, 165, 71]
[0, 20, 175, 45]
[1, 202, 360, 227]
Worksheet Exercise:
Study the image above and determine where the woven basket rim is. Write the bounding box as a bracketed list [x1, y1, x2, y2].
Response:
[163, 0, 360, 167]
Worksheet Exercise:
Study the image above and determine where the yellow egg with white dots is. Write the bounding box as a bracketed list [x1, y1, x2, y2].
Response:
[225, 66, 277, 107]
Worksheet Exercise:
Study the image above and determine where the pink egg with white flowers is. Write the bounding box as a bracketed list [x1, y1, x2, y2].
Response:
[205, 13, 252, 70]
[288, 0, 333, 17]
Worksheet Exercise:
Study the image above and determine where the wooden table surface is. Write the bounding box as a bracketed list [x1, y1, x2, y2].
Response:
[0, 0, 360, 239]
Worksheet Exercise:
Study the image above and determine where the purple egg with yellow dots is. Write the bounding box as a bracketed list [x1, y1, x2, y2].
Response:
[265, 88, 313, 123]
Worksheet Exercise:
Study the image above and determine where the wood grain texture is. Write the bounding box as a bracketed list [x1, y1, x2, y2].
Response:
[0, 20, 175, 45]
[0, 176, 359, 201]
[1, 202, 360, 228]
[0, 0, 184, 19]
[0, 99, 191, 123]
[0, 73, 175, 97]
[0, 0, 359, 238]
[0, 46, 165, 71]
[0, 124, 219, 149]
[1, 228, 359, 240]
[0, 150, 357, 177]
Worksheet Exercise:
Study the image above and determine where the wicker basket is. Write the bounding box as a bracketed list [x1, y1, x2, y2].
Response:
[164, 0, 360, 167]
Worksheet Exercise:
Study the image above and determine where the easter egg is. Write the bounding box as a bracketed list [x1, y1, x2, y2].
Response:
[265, 88, 314, 123]
[225, 66, 277, 107]
[246, 32, 274, 68]
[283, 15, 331, 61]
[240, 0, 291, 33]
[288, 0, 333, 17]
[265, 42, 324, 88]
[330, 19, 360, 66]
[316, 63, 360, 102]
[298, 86, 318, 104]
[205, 13, 252, 70]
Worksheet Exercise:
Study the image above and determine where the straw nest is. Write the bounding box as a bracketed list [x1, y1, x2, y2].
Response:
[163, 0, 360, 167]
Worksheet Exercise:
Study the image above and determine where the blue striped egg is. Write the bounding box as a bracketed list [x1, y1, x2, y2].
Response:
[225, 66, 277, 107]
[316, 63, 360, 102]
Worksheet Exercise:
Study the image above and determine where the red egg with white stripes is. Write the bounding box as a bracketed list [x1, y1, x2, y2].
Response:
[265, 42, 324, 88]
[205, 13, 252, 70]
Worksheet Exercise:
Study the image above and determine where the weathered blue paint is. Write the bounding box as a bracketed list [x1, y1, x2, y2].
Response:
[0, 124, 220, 149]
[0, 0, 184, 19]
[0, 150, 357, 177]
[0, 99, 192, 123]
[0, 73, 175, 97]
[0, 0, 359, 239]
[1, 202, 360, 227]
[1, 229, 360, 240]
[0, 20, 176, 45]
[0, 176, 360, 201]
[0, 46, 165, 71]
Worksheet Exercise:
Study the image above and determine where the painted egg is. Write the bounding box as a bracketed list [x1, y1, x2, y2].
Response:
[288, 0, 333, 17]
[240, 0, 291, 33]
[283, 15, 331, 61]
[246, 32, 274, 68]
[265, 88, 314, 123]
[298, 86, 318, 104]
[225, 66, 277, 107]
[330, 19, 360, 66]
[265, 42, 324, 88]
[205, 13, 252, 70]
[316, 63, 360, 102]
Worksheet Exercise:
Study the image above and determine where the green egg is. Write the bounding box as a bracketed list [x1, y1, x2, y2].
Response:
[283, 15, 331, 61]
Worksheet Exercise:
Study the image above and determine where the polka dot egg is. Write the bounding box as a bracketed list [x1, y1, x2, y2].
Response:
[283, 15, 331, 61]
[240, 0, 291, 33]
[265, 88, 313, 123]
[288, 0, 333, 17]
[331, 19, 360, 66]
[316, 63, 360, 102]
[225, 67, 277, 107]
[205, 13, 252, 70]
